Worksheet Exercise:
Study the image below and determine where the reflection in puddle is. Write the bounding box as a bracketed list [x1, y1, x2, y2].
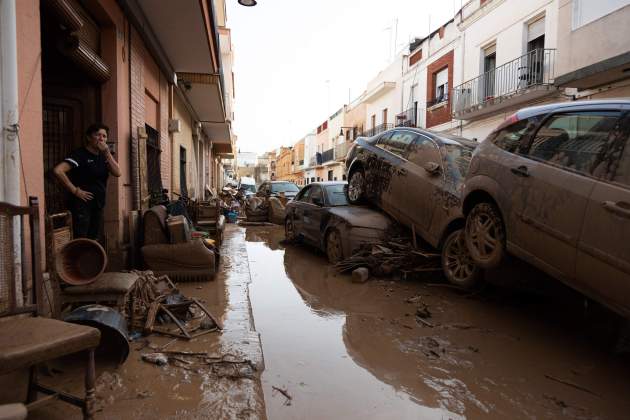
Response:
[247, 228, 462, 420]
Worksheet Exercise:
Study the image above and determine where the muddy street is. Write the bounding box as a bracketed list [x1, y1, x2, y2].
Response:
[246, 225, 630, 420]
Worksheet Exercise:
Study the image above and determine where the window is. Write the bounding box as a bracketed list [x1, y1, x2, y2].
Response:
[488, 117, 539, 153]
[297, 185, 312, 202]
[324, 184, 349, 206]
[572, 0, 630, 30]
[434, 68, 448, 103]
[180, 146, 187, 197]
[309, 185, 323, 205]
[146, 125, 163, 196]
[371, 114, 376, 128]
[381, 130, 415, 157]
[528, 111, 621, 177]
[382, 108, 388, 125]
[407, 135, 440, 167]
[483, 44, 496, 98]
[327, 170, 333, 181]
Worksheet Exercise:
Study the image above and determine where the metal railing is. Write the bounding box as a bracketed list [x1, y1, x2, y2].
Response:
[321, 148, 335, 163]
[452, 48, 556, 116]
[359, 123, 393, 138]
[395, 108, 417, 127]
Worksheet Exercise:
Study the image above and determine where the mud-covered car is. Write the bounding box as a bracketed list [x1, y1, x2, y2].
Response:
[284, 182, 394, 263]
[345, 128, 480, 288]
[257, 181, 300, 200]
[462, 100, 630, 318]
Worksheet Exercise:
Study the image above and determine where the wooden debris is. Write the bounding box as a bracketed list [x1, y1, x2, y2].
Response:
[544, 374, 602, 398]
[335, 238, 440, 277]
[272, 386, 293, 406]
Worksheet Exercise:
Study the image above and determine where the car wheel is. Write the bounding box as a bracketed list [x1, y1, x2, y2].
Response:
[441, 229, 482, 290]
[326, 228, 344, 264]
[346, 168, 366, 205]
[465, 202, 506, 269]
[285, 216, 297, 242]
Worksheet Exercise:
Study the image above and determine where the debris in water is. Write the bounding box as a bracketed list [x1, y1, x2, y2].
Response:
[142, 353, 169, 366]
[272, 386, 293, 406]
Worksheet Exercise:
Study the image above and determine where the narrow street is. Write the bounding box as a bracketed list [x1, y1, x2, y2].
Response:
[245, 225, 630, 420]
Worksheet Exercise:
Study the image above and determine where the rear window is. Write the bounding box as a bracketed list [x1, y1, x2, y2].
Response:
[325, 184, 348, 206]
[240, 184, 256, 193]
[271, 183, 299, 193]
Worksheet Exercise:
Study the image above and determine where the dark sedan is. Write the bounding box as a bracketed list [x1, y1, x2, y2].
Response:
[344, 127, 481, 288]
[284, 182, 394, 263]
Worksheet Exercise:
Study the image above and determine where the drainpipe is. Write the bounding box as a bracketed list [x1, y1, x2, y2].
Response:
[0, 0, 22, 301]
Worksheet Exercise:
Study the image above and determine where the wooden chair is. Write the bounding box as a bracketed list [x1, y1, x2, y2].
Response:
[45, 211, 138, 318]
[0, 197, 101, 419]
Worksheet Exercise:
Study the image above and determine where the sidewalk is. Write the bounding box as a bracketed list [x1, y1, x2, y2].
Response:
[30, 225, 266, 420]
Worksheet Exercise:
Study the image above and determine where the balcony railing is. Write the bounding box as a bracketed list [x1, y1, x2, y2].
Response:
[359, 123, 393, 138]
[452, 48, 556, 117]
[321, 148, 335, 163]
[395, 108, 417, 127]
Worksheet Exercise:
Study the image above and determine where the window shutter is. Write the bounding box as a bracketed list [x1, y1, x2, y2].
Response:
[528, 17, 545, 42]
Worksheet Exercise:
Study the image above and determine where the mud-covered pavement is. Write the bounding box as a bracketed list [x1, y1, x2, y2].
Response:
[247, 225, 630, 419]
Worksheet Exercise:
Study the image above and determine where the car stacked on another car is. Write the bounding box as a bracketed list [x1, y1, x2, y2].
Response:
[462, 99, 630, 318]
[344, 127, 480, 288]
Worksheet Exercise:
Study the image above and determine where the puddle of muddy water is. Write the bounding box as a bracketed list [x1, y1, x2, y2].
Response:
[247, 226, 630, 420]
[247, 229, 462, 420]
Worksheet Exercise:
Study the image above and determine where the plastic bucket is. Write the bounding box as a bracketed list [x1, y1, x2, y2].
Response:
[55, 238, 107, 285]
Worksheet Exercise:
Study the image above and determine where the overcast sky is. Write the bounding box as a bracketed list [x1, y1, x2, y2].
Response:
[227, 0, 459, 154]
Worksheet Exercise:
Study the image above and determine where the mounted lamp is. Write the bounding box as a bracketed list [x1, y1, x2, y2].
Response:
[238, 0, 257, 6]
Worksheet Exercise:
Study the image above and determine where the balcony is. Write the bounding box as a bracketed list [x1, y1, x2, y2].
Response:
[452, 49, 557, 120]
[321, 148, 335, 164]
[359, 123, 393, 138]
[395, 108, 417, 127]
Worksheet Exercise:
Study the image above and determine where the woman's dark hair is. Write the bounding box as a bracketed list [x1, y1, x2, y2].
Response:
[86, 123, 109, 138]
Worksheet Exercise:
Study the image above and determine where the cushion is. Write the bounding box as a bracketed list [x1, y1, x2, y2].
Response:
[0, 317, 100, 374]
[63, 272, 138, 295]
[141, 239, 215, 270]
[143, 206, 169, 245]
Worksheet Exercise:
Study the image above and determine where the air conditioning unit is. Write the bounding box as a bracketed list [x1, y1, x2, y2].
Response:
[168, 119, 181, 133]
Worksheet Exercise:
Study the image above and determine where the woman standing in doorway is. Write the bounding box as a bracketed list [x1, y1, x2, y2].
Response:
[54, 123, 121, 240]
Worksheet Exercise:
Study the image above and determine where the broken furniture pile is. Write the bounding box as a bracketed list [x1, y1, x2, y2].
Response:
[244, 195, 288, 225]
[335, 238, 441, 279]
[126, 270, 222, 340]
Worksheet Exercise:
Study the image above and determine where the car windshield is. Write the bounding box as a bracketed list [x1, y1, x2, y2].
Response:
[240, 184, 256, 193]
[271, 183, 299, 193]
[325, 184, 349, 206]
[442, 143, 474, 182]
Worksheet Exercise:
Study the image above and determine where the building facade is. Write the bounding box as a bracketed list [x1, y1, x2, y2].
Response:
[3, 0, 236, 270]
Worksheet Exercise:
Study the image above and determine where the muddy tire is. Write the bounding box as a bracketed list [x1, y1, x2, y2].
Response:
[441, 229, 482, 290]
[346, 168, 366, 205]
[465, 202, 506, 269]
[285, 216, 297, 242]
[326, 228, 344, 264]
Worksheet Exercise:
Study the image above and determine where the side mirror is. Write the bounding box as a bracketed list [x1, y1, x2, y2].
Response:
[312, 197, 323, 206]
[423, 161, 441, 176]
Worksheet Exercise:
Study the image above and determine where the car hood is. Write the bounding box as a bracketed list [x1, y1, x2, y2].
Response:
[328, 206, 392, 230]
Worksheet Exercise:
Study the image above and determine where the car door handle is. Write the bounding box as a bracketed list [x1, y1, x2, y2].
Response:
[602, 201, 630, 219]
[398, 168, 407, 176]
[510, 166, 530, 177]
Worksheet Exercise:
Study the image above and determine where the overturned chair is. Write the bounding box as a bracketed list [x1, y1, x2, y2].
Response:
[45, 212, 138, 318]
[141, 205, 216, 282]
[0, 198, 101, 419]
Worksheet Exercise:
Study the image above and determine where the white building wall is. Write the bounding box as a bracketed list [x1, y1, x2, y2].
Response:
[364, 54, 404, 128]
